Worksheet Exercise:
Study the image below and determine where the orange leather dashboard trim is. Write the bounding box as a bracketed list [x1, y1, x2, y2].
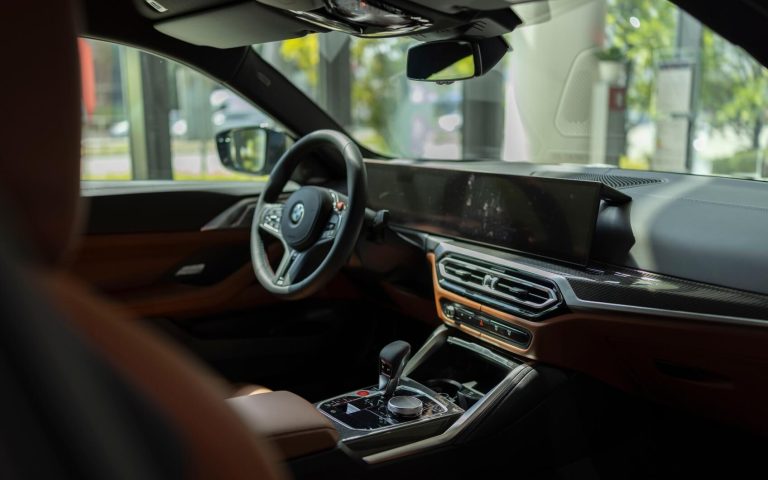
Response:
[428, 252, 768, 433]
[428, 252, 556, 359]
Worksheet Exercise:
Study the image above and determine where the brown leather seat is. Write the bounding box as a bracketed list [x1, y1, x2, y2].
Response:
[0, 1, 286, 478]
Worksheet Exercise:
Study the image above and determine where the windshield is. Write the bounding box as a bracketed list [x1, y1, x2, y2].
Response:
[255, 0, 768, 180]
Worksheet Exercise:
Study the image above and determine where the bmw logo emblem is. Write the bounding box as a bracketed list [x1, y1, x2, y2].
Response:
[290, 203, 305, 224]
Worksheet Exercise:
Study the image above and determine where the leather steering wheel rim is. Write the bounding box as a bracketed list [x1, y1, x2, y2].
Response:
[251, 130, 367, 299]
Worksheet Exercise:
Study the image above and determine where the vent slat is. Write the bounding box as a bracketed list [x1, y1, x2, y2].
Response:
[439, 257, 560, 314]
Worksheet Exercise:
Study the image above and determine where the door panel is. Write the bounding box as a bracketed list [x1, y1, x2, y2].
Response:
[74, 230, 248, 291]
[72, 230, 271, 317]
[76, 183, 270, 318]
[72, 188, 398, 399]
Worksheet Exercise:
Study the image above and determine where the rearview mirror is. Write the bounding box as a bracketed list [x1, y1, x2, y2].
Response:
[216, 126, 290, 176]
[407, 37, 510, 84]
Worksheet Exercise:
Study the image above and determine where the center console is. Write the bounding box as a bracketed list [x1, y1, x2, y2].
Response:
[272, 320, 572, 480]
[317, 380, 463, 454]
[312, 326, 528, 460]
[316, 338, 465, 455]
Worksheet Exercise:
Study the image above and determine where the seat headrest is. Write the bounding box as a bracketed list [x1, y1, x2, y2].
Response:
[0, 0, 83, 265]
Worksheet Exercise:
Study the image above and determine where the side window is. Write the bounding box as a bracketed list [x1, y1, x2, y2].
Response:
[80, 39, 279, 181]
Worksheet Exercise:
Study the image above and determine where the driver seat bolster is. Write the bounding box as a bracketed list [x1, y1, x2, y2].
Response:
[35, 269, 287, 480]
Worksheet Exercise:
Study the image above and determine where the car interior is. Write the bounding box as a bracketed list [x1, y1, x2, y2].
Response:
[2, 0, 768, 478]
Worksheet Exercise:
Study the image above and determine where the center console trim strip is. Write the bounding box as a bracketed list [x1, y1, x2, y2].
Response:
[363, 324, 528, 463]
[445, 336, 518, 369]
[402, 325, 451, 377]
[363, 362, 532, 464]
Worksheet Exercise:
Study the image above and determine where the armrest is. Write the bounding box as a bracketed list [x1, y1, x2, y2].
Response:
[228, 391, 339, 459]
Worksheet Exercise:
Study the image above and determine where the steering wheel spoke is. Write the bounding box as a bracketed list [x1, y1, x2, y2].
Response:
[258, 202, 285, 241]
[272, 238, 334, 286]
[273, 248, 299, 286]
[320, 211, 342, 241]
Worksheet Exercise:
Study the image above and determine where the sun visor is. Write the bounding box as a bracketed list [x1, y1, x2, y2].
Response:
[154, 1, 319, 48]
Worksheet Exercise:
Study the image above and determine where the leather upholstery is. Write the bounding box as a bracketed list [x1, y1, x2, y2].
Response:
[229, 391, 340, 459]
[0, 0, 286, 477]
[0, 231, 186, 479]
[40, 269, 287, 480]
[0, 0, 83, 266]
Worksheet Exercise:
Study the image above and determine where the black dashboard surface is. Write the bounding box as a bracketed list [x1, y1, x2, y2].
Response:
[366, 159, 768, 297]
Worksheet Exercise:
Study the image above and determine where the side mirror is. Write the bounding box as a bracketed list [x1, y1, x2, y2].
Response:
[406, 36, 510, 84]
[216, 126, 290, 176]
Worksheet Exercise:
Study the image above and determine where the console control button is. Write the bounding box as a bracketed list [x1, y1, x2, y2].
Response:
[442, 301, 532, 348]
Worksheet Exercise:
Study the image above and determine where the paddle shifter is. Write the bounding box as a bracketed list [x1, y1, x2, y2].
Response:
[378, 340, 411, 399]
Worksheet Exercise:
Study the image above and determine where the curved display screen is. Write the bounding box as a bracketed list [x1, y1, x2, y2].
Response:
[366, 163, 602, 265]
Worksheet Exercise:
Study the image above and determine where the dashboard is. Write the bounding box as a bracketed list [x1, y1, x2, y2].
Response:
[361, 159, 768, 434]
[366, 159, 768, 296]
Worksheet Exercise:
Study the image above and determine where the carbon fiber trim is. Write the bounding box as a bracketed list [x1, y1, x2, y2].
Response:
[567, 277, 768, 320]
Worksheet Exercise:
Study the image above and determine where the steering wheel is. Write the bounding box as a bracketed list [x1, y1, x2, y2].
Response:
[251, 130, 367, 299]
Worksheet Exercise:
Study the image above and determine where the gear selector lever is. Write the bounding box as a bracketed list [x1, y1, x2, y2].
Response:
[378, 340, 411, 399]
[317, 339, 462, 431]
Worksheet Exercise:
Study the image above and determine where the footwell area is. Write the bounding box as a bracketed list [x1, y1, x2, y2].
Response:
[453, 375, 765, 479]
[367, 373, 767, 480]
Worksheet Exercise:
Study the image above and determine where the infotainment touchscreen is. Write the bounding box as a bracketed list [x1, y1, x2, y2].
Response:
[366, 162, 603, 265]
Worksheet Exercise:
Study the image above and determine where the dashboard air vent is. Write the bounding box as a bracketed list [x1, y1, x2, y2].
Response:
[536, 171, 666, 189]
[438, 256, 561, 319]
